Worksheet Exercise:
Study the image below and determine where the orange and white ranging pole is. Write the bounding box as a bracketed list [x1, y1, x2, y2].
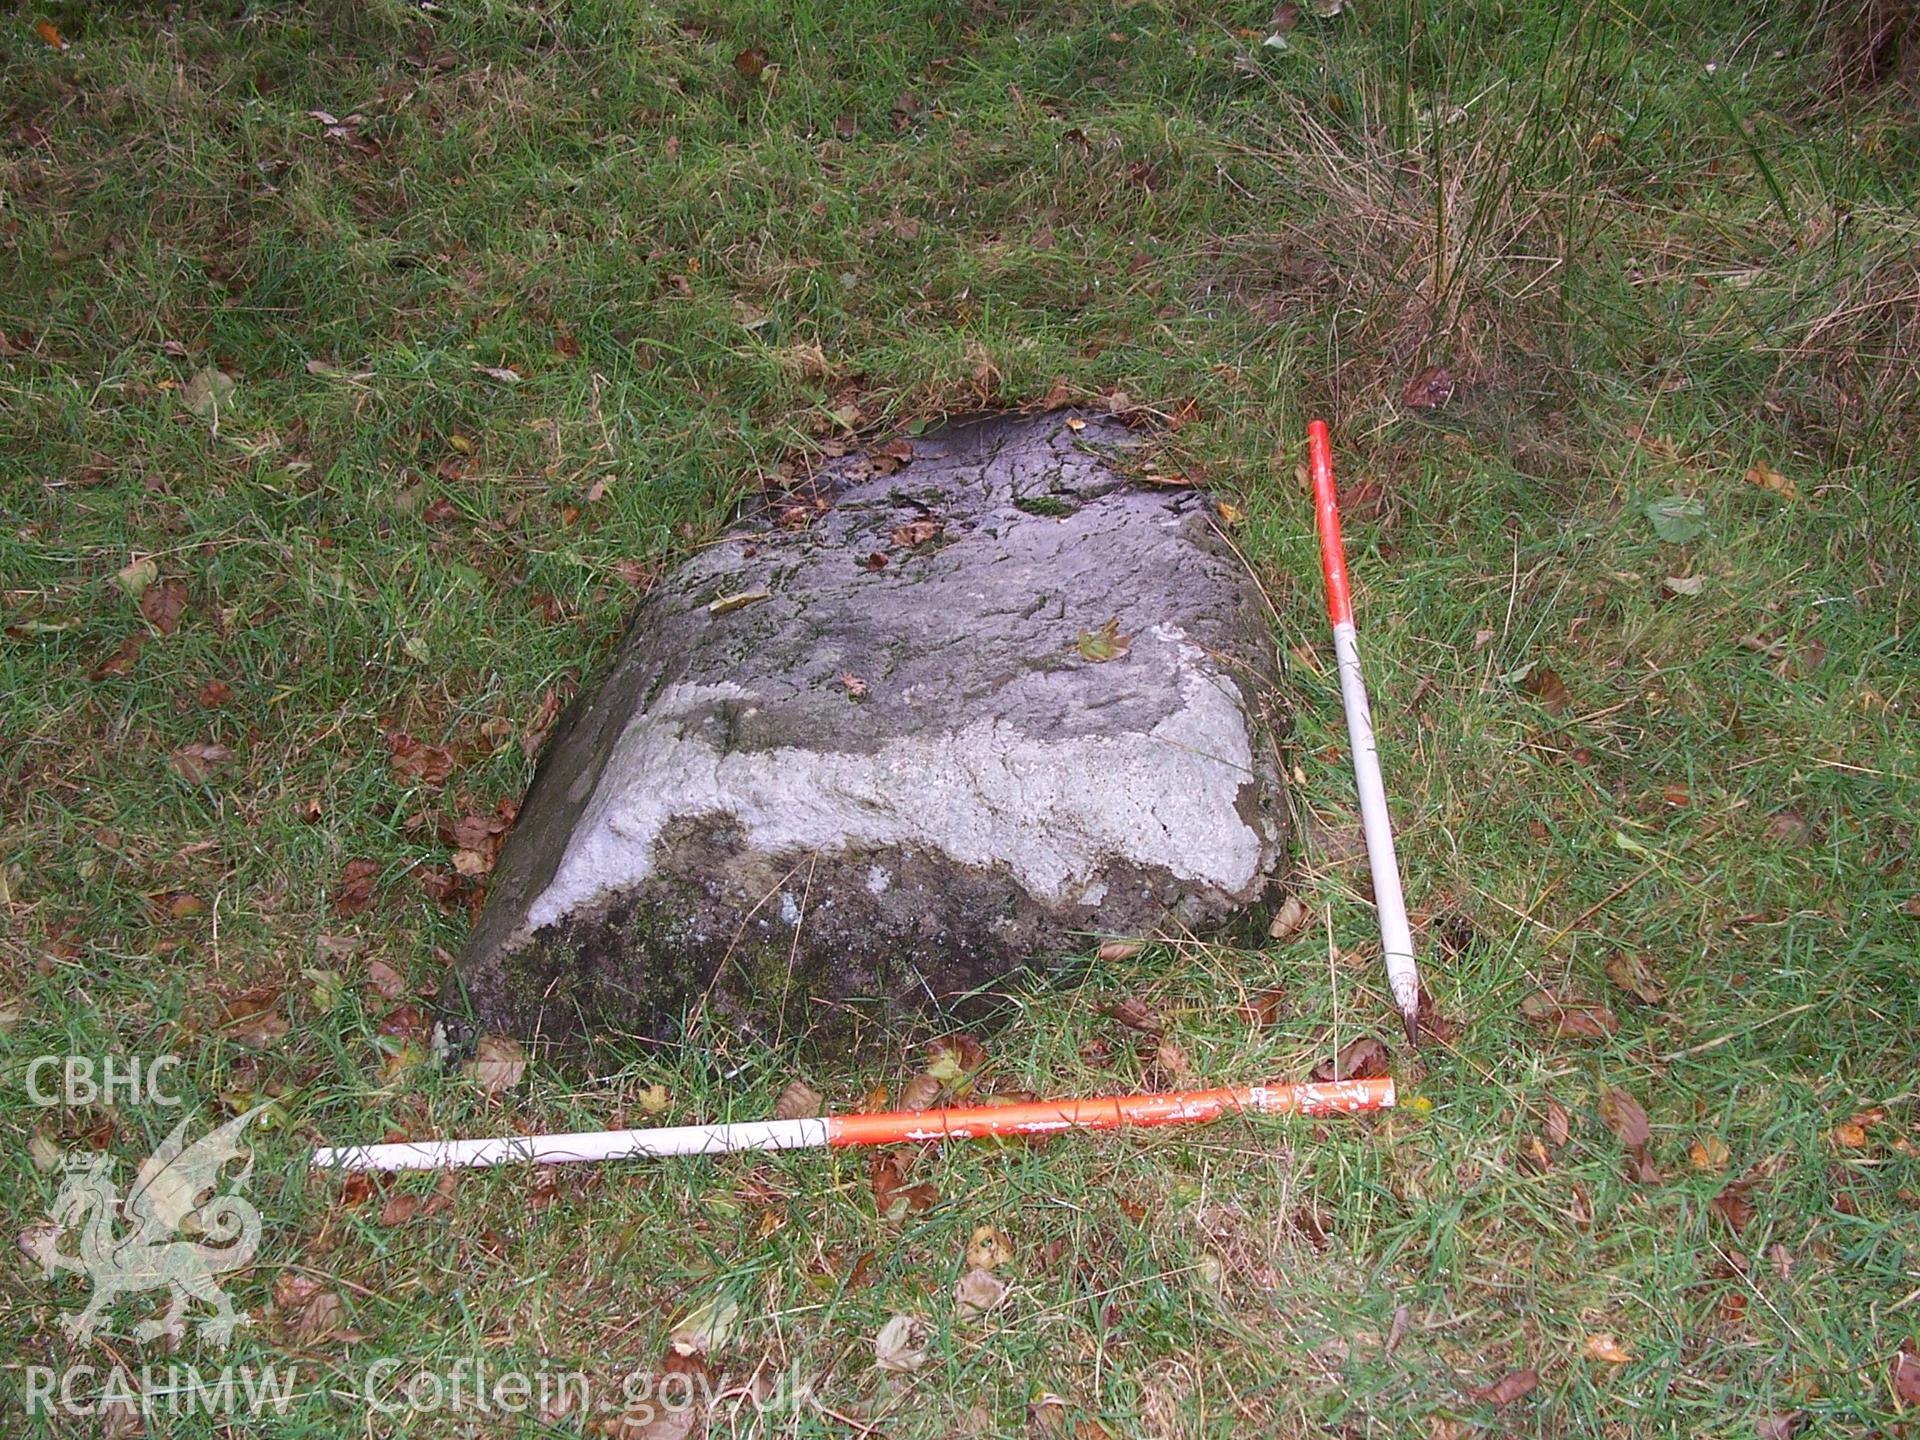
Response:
[1308, 419, 1422, 1046]
[312, 1076, 1394, 1172]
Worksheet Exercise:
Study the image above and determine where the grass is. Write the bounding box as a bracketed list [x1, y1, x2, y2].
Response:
[3, 0, 1918, 1433]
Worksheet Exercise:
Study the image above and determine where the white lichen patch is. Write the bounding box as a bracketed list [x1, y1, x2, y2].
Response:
[524, 627, 1265, 932]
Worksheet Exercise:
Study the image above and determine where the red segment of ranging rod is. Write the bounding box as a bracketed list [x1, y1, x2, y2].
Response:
[312, 1077, 1395, 1172]
[829, 1076, 1393, 1145]
[1308, 418, 1355, 628]
[1306, 419, 1423, 1047]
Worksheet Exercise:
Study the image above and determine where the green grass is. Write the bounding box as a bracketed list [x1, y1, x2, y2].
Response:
[3, 0, 1918, 1434]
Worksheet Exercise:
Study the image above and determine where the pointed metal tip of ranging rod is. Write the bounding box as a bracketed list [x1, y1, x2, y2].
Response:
[1403, 1007, 1421, 1051]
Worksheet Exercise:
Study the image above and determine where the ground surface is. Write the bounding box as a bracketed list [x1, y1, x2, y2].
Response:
[3, 1, 1918, 1435]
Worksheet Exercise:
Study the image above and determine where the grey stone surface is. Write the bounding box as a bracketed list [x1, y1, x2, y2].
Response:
[449, 411, 1289, 1049]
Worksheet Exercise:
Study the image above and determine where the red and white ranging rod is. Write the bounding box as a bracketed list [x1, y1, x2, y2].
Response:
[311, 1077, 1395, 1172]
[1307, 419, 1423, 1046]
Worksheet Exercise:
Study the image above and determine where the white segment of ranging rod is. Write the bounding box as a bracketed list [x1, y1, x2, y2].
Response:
[314, 1117, 832, 1172]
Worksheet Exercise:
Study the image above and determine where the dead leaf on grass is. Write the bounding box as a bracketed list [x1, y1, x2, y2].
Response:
[289, 1286, 347, 1345]
[1599, 1088, 1651, 1148]
[1402, 365, 1455, 410]
[1520, 665, 1572, 714]
[1468, 1368, 1538, 1406]
[464, 1034, 526, 1094]
[1604, 951, 1667, 1005]
[1584, 1333, 1633, 1364]
[1154, 1037, 1193, 1079]
[773, 1079, 824, 1120]
[1755, 1413, 1808, 1439]
[365, 958, 407, 1000]
[141, 578, 188, 635]
[873, 1313, 929, 1371]
[1099, 996, 1162, 1035]
[1267, 893, 1310, 942]
[954, 1266, 1008, 1318]
[181, 366, 237, 418]
[385, 731, 454, 787]
[1545, 1100, 1570, 1148]
[1710, 1181, 1755, 1234]
[1239, 987, 1287, 1028]
[869, 1153, 937, 1220]
[333, 858, 379, 916]
[899, 1071, 944, 1112]
[1766, 809, 1815, 847]
[668, 1293, 740, 1356]
[1745, 460, 1797, 501]
[171, 741, 233, 784]
[89, 634, 145, 680]
[967, 1224, 1014, 1271]
[1519, 992, 1618, 1039]
[1311, 1034, 1391, 1083]
[1688, 1135, 1731, 1172]
[1893, 1341, 1920, 1407]
[1600, 1088, 1662, 1183]
[221, 987, 289, 1048]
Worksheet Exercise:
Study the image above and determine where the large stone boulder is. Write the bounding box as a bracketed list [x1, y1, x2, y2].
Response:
[449, 411, 1289, 1049]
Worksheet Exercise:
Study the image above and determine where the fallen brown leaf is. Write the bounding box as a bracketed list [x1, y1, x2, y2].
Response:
[1710, 1182, 1755, 1234]
[1239, 987, 1287, 1028]
[1267, 893, 1310, 942]
[953, 1266, 1008, 1318]
[90, 634, 145, 680]
[1766, 809, 1815, 847]
[869, 1153, 937, 1220]
[966, 1224, 1014, 1271]
[385, 731, 455, 787]
[141, 578, 188, 635]
[1545, 1100, 1570, 1148]
[464, 1034, 526, 1095]
[1604, 951, 1667, 1005]
[1155, 1037, 1193, 1079]
[221, 987, 289, 1048]
[365, 958, 407, 1000]
[1894, 1341, 1920, 1407]
[1688, 1135, 1731, 1172]
[1519, 992, 1618, 1038]
[890, 517, 943, 548]
[899, 1071, 943, 1112]
[1402, 365, 1456, 410]
[1312, 1034, 1391, 1083]
[1584, 1333, 1632, 1365]
[1100, 996, 1162, 1035]
[198, 678, 233, 707]
[1599, 1088, 1651, 1148]
[773, 1079, 824, 1120]
[1469, 1368, 1538, 1407]
[1745, 460, 1797, 501]
[171, 741, 233, 784]
[333, 857, 380, 916]
[289, 1287, 346, 1345]
[1521, 665, 1572, 714]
